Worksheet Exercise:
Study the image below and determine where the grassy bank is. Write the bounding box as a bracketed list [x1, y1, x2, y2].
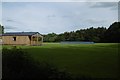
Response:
[3, 43, 119, 78]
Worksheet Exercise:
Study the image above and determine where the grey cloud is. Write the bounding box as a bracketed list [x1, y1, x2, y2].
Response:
[89, 2, 118, 10]
[47, 15, 71, 19]
[6, 19, 19, 23]
[47, 15, 56, 18]
[5, 25, 17, 30]
[86, 19, 106, 24]
[5, 19, 31, 28]
[118, 2, 120, 21]
[6, 19, 14, 22]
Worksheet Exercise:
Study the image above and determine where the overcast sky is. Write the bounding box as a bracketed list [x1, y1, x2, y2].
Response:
[1, 2, 118, 34]
[2, 0, 120, 2]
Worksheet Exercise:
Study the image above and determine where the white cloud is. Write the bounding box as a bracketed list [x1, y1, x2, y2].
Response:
[2, 2, 118, 34]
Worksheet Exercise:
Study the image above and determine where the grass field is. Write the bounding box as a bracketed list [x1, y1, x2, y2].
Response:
[3, 43, 119, 78]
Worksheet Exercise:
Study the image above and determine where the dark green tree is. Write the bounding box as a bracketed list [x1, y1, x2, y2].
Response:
[102, 22, 120, 43]
[0, 24, 4, 34]
[43, 22, 120, 43]
[43, 33, 58, 42]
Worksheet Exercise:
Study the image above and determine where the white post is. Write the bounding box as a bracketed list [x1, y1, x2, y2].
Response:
[37, 33, 38, 46]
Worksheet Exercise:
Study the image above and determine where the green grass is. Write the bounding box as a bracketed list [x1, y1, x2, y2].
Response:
[3, 43, 119, 78]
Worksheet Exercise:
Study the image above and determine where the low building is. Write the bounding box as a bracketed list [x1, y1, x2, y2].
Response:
[0, 32, 43, 46]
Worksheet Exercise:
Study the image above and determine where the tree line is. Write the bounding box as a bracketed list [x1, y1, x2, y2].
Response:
[0, 22, 120, 43]
[43, 22, 120, 43]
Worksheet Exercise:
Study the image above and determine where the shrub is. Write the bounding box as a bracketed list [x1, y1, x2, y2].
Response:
[2, 48, 72, 80]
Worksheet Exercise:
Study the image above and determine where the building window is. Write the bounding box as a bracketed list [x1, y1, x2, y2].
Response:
[38, 37, 42, 41]
[13, 37, 16, 41]
[32, 36, 37, 41]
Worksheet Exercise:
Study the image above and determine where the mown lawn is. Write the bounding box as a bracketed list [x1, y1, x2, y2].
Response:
[3, 43, 119, 78]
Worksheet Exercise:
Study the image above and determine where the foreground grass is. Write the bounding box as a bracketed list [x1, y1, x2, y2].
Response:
[3, 43, 119, 79]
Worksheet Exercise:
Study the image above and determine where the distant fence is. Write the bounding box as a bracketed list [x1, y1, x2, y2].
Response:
[60, 41, 94, 44]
